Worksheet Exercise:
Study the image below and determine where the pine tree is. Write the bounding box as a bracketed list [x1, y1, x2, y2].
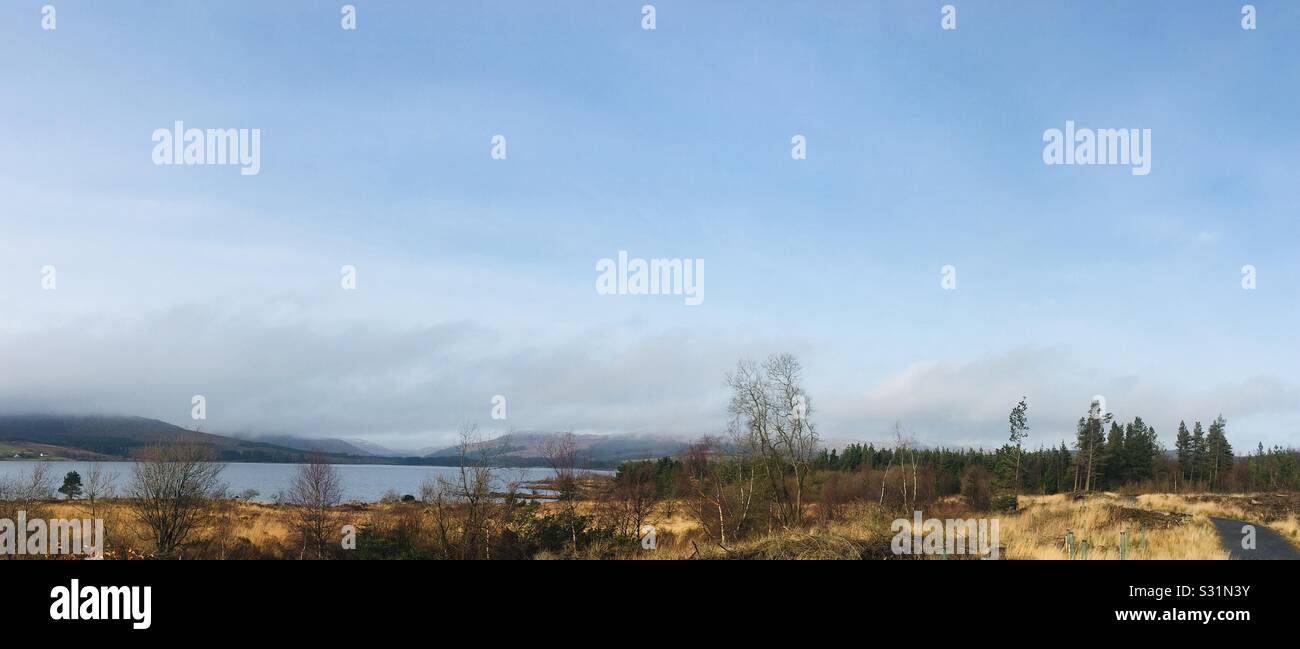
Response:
[1205, 415, 1232, 490]
[1124, 417, 1157, 484]
[1254, 441, 1266, 491]
[1008, 397, 1029, 493]
[1175, 420, 1192, 484]
[1073, 417, 1086, 491]
[1074, 400, 1110, 492]
[1057, 442, 1069, 493]
[1191, 421, 1207, 486]
[1104, 421, 1125, 488]
[58, 471, 83, 500]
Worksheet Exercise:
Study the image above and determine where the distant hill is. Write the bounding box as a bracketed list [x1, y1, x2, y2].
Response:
[0, 415, 691, 468]
[0, 415, 340, 463]
[232, 434, 380, 457]
[344, 438, 405, 457]
[425, 431, 687, 466]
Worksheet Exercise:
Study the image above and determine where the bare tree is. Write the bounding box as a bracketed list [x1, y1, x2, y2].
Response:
[0, 463, 55, 538]
[540, 431, 581, 554]
[82, 462, 117, 519]
[878, 453, 893, 506]
[678, 437, 753, 550]
[73, 462, 119, 555]
[287, 455, 344, 559]
[727, 354, 818, 527]
[891, 422, 922, 510]
[126, 444, 225, 558]
[605, 460, 660, 550]
[423, 424, 502, 559]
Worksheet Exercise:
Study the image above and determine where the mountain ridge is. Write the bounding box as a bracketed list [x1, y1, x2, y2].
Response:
[0, 415, 685, 468]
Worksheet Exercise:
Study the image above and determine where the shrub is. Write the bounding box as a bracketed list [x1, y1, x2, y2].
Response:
[518, 511, 624, 557]
[991, 494, 1018, 513]
[960, 465, 992, 511]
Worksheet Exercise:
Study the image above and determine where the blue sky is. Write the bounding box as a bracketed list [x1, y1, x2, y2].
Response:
[1, 1, 1298, 452]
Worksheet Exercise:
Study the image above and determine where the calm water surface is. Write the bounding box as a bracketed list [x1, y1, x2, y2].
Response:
[0, 460, 604, 503]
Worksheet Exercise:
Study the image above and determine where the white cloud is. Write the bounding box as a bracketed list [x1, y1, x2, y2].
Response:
[817, 346, 1299, 451]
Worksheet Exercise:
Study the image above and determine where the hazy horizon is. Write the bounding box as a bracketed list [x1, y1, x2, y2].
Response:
[3, 1, 1298, 452]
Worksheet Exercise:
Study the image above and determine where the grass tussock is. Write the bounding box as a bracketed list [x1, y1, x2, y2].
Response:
[1273, 515, 1300, 547]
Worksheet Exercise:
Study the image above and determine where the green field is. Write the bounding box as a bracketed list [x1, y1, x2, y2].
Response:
[0, 441, 50, 459]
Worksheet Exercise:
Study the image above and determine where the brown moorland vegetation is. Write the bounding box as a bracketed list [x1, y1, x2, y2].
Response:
[5, 485, 1287, 560]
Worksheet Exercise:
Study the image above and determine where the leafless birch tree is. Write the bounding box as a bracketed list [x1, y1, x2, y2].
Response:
[727, 354, 818, 527]
[287, 455, 344, 559]
[127, 444, 225, 558]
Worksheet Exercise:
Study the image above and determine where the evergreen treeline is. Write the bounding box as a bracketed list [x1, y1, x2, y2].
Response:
[803, 403, 1300, 496]
[617, 397, 1300, 541]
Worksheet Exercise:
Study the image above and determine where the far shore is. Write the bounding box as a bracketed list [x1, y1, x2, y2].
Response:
[0, 456, 615, 471]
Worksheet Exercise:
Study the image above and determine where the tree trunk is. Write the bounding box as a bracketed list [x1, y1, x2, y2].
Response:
[879, 460, 892, 505]
[1013, 446, 1022, 494]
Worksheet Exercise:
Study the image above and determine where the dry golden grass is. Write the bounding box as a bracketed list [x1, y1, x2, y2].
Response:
[1136, 493, 1250, 520]
[47, 500, 297, 541]
[1136, 493, 1300, 551]
[218, 501, 296, 546]
[626, 500, 900, 560]
[31, 492, 1277, 559]
[637, 495, 1235, 560]
[999, 494, 1228, 560]
[1273, 515, 1300, 547]
[40, 499, 380, 558]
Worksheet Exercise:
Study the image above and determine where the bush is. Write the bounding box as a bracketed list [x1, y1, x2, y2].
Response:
[518, 511, 625, 557]
[348, 506, 438, 560]
[991, 494, 1018, 513]
[960, 465, 992, 511]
